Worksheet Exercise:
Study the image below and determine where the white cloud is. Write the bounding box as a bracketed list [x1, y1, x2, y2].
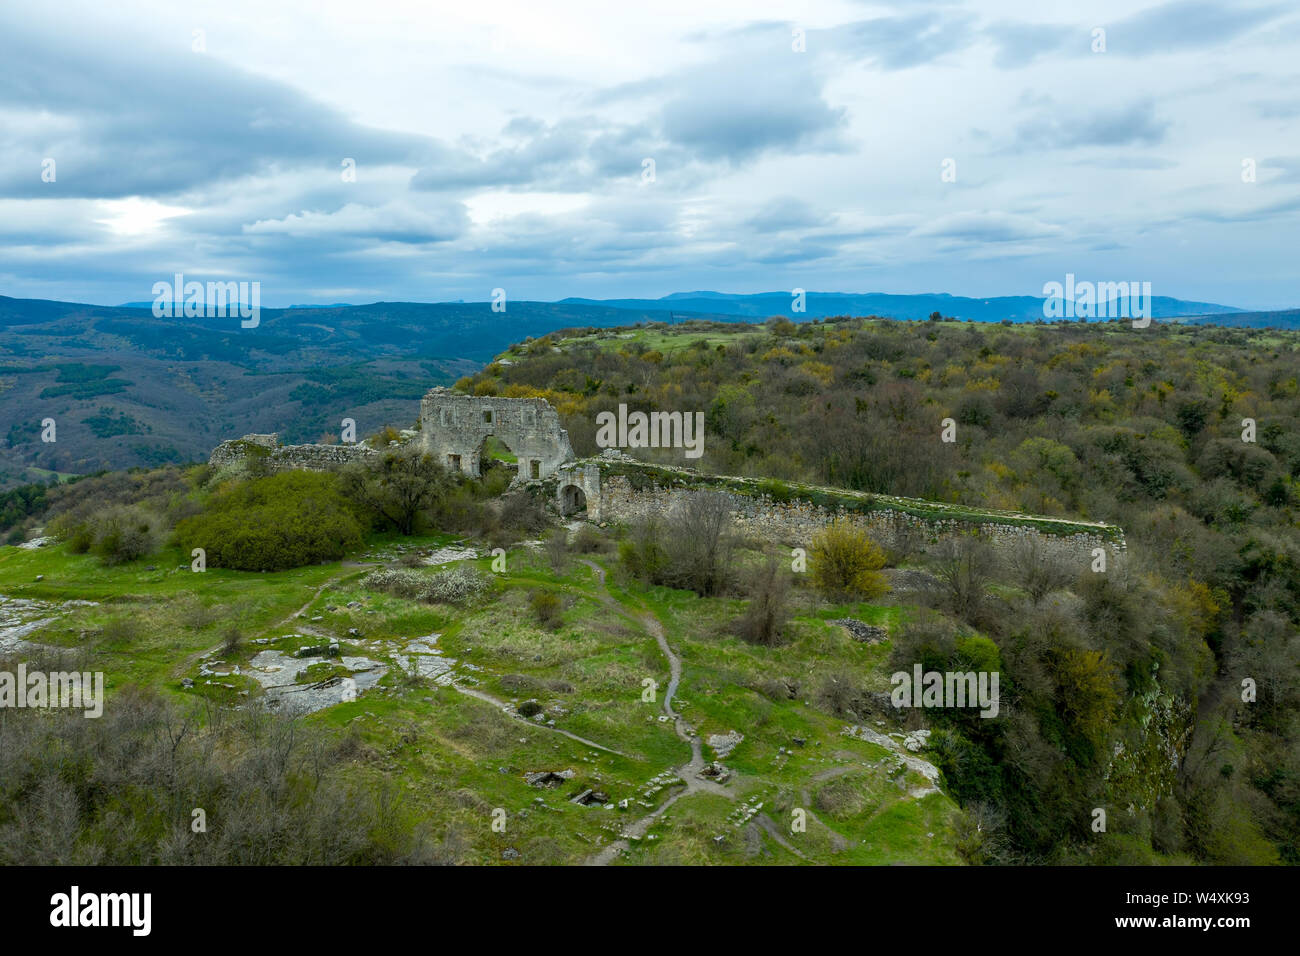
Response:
[1, 0, 1298, 308]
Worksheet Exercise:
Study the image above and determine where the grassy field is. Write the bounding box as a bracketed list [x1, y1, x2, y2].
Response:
[0, 529, 963, 865]
[546, 325, 768, 356]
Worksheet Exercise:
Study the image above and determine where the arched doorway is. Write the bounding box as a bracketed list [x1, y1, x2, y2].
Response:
[560, 483, 587, 515]
[473, 437, 517, 489]
[475, 434, 547, 483]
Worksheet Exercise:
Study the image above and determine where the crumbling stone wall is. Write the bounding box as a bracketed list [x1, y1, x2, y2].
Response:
[553, 462, 601, 515]
[205, 397, 1127, 573]
[561, 462, 1126, 571]
[209, 435, 376, 472]
[419, 386, 575, 479]
[206, 388, 581, 481]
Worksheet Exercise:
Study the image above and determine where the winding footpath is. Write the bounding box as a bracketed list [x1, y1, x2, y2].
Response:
[580, 560, 736, 865]
[450, 682, 627, 756]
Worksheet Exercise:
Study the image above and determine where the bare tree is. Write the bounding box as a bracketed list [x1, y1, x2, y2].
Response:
[733, 557, 791, 645]
[543, 529, 569, 573]
[931, 533, 997, 622]
[1006, 537, 1074, 605]
[663, 491, 735, 596]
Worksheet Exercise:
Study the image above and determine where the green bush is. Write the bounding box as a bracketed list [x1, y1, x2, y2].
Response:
[529, 590, 563, 629]
[810, 519, 889, 601]
[64, 522, 95, 554]
[176, 471, 364, 571]
[757, 478, 794, 502]
[0, 481, 51, 533]
[50, 503, 161, 564]
[618, 520, 668, 583]
[91, 505, 160, 564]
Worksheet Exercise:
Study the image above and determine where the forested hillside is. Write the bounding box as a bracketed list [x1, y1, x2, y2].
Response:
[461, 316, 1300, 862]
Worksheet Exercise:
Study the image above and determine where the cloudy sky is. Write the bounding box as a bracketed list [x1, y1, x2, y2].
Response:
[2, 0, 1298, 309]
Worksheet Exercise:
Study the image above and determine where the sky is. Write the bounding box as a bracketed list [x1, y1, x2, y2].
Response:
[1, 0, 1298, 310]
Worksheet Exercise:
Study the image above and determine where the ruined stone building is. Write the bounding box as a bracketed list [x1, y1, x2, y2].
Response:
[209, 387, 580, 491]
[418, 387, 575, 481]
[208, 387, 1123, 566]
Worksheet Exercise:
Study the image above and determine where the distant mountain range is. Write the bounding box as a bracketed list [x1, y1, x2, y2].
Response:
[560, 290, 1246, 322]
[118, 289, 1253, 323]
[1183, 308, 1300, 328]
[119, 301, 359, 310]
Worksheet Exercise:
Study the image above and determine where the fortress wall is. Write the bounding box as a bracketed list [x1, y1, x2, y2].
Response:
[589, 473, 1125, 570]
[207, 392, 1126, 573]
[208, 437, 376, 472]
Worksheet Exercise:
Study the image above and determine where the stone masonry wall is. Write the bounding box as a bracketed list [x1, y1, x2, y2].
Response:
[419, 386, 575, 479]
[592, 474, 1126, 570]
[209, 435, 376, 472]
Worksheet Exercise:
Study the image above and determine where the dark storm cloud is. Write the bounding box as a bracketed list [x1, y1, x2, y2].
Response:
[658, 81, 846, 164]
[586, 27, 851, 167]
[0, 1, 1297, 308]
[409, 118, 685, 192]
[245, 200, 469, 244]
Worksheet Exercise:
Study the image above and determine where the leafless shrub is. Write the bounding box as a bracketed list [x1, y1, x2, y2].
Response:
[0, 688, 434, 864]
[543, 531, 569, 573]
[928, 533, 997, 623]
[572, 524, 609, 554]
[1006, 537, 1075, 604]
[814, 669, 864, 718]
[363, 565, 488, 604]
[732, 557, 792, 646]
[220, 624, 243, 657]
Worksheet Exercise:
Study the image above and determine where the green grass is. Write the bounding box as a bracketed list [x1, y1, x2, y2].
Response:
[483, 435, 517, 463]
[0, 531, 966, 866]
[545, 326, 766, 356]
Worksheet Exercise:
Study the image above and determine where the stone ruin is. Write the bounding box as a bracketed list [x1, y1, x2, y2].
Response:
[418, 387, 576, 480]
[206, 388, 1125, 567]
[209, 388, 581, 488]
[207, 432, 376, 472]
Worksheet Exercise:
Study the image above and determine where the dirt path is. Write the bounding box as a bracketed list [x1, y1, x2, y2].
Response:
[450, 683, 627, 756]
[811, 764, 857, 782]
[756, 813, 810, 860]
[276, 565, 378, 629]
[579, 560, 735, 865]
